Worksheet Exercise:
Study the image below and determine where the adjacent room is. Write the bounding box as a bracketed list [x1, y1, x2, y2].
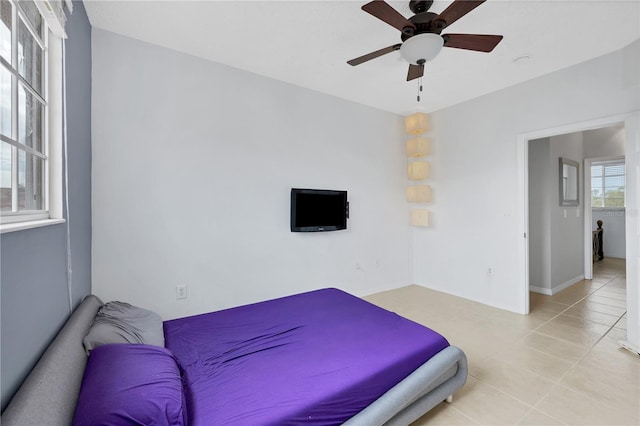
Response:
[1, 0, 639, 424]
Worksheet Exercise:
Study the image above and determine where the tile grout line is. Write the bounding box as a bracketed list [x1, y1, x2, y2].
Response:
[520, 261, 626, 426]
[515, 404, 569, 426]
[528, 273, 626, 345]
[409, 259, 628, 425]
[514, 340, 583, 368]
[476, 341, 573, 426]
[528, 262, 631, 425]
[526, 325, 617, 425]
[446, 404, 480, 425]
[543, 380, 640, 424]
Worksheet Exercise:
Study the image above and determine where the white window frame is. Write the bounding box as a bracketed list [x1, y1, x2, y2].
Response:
[591, 158, 626, 209]
[0, 0, 63, 233]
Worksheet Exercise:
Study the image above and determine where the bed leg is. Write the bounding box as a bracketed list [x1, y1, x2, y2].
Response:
[445, 395, 453, 403]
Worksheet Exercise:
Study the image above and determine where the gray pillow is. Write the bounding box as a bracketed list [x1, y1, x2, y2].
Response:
[83, 301, 164, 354]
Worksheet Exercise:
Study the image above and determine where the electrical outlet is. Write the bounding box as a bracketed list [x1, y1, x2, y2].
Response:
[176, 285, 187, 300]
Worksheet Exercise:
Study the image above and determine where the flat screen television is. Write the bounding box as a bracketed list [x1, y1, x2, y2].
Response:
[290, 188, 348, 232]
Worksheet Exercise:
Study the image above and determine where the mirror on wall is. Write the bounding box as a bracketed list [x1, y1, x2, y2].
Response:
[559, 157, 579, 206]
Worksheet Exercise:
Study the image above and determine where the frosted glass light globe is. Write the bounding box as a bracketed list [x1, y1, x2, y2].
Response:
[400, 33, 444, 65]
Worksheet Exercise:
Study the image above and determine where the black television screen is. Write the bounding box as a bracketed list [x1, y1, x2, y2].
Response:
[290, 188, 348, 232]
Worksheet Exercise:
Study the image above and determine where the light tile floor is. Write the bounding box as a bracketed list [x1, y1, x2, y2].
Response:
[363, 258, 639, 425]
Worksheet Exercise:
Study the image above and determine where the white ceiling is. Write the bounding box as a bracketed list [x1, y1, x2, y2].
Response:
[82, 0, 640, 115]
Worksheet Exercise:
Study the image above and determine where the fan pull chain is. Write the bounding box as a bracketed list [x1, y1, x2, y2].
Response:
[416, 77, 423, 102]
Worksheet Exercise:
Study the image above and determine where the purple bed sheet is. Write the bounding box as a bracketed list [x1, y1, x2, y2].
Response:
[163, 288, 449, 425]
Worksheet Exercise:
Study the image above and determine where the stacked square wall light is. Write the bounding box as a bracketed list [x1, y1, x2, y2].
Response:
[405, 112, 431, 227]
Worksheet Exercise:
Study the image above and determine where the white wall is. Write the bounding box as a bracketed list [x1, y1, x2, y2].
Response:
[528, 138, 551, 290]
[584, 125, 625, 158]
[412, 40, 640, 317]
[91, 30, 409, 320]
[549, 133, 585, 290]
[593, 210, 626, 259]
[622, 113, 639, 351]
[528, 134, 585, 295]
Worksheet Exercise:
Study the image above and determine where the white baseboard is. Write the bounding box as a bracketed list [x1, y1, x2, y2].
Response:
[618, 340, 640, 356]
[529, 275, 585, 296]
[529, 285, 552, 296]
[551, 275, 585, 295]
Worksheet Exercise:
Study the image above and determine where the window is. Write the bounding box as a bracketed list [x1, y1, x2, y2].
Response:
[591, 161, 625, 208]
[1, 0, 63, 231]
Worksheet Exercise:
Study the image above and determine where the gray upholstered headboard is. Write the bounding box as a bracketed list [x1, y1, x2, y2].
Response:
[1, 295, 102, 426]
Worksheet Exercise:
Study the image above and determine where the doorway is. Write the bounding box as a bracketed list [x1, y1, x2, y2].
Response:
[516, 113, 639, 352]
[585, 155, 626, 269]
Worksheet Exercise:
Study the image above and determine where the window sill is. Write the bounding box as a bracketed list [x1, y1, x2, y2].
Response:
[0, 218, 66, 234]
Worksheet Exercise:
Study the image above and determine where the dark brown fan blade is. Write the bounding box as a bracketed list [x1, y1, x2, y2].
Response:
[362, 1, 416, 32]
[407, 64, 424, 81]
[436, 0, 485, 29]
[347, 44, 401, 66]
[443, 34, 503, 52]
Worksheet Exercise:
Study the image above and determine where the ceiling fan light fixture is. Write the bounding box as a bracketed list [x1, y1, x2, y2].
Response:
[400, 33, 444, 65]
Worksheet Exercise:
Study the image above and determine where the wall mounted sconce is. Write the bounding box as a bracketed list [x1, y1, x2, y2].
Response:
[408, 161, 430, 180]
[407, 185, 432, 203]
[404, 112, 429, 135]
[406, 137, 431, 157]
[410, 209, 430, 227]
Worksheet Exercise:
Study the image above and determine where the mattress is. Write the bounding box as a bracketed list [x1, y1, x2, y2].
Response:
[163, 288, 449, 425]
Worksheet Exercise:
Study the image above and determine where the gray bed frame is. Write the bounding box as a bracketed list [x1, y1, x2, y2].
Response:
[2, 295, 467, 426]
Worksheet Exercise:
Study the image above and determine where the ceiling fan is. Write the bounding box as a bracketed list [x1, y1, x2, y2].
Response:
[347, 0, 503, 81]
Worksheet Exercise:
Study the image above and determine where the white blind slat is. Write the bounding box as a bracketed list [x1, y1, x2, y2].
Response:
[591, 161, 625, 208]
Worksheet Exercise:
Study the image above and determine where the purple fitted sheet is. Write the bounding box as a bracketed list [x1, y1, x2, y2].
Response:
[163, 288, 449, 425]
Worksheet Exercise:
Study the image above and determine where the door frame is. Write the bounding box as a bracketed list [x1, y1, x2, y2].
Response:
[516, 112, 638, 353]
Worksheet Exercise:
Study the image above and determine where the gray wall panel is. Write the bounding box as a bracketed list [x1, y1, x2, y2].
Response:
[0, 1, 92, 411]
[64, 0, 92, 308]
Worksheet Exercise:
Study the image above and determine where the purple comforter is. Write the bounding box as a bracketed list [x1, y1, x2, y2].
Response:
[163, 288, 449, 425]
